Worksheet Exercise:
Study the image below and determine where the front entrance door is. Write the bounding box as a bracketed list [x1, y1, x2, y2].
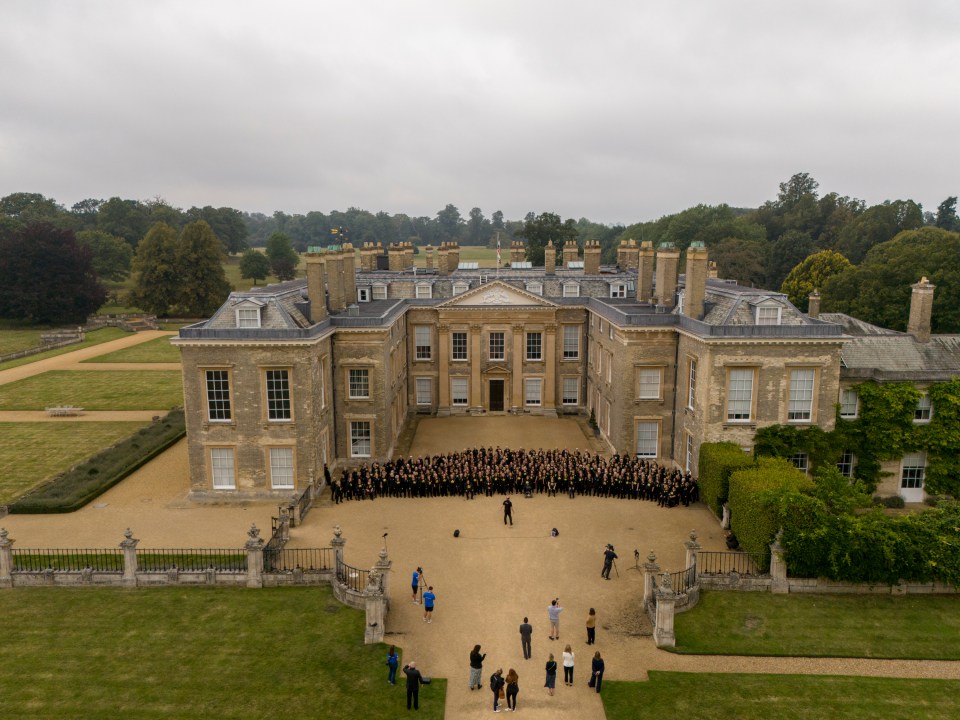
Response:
[489, 379, 504, 412]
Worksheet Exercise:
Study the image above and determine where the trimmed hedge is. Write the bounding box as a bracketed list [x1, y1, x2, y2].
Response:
[728, 457, 813, 564]
[697, 442, 754, 517]
[10, 409, 185, 514]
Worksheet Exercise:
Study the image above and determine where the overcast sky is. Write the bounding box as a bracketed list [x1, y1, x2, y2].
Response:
[2, 1, 958, 225]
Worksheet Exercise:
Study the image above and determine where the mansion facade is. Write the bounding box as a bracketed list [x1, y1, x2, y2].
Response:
[173, 239, 958, 503]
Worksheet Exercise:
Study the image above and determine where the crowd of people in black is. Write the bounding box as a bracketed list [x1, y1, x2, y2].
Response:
[331, 447, 699, 508]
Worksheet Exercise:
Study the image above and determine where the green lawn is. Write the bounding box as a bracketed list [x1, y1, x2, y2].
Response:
[83, 336, 180, 363]
[673, 591, 960, 659]
[0, 321, 46, 355]
[0, 586, 445, 719]
[0, 422, 145, 504]
[603, 672, 960, 720]
[0, 327, 129, 372]
[0, 370, 183, 411]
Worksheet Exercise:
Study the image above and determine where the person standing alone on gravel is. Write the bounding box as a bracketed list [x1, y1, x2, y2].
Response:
[412, 566, 422, 603]
[469, 644, 486, 690]
[547, 598, 563, 640]
[519, 617, 533, 659]
[503, 496, 513, 525]
[422, 586, 436, 622]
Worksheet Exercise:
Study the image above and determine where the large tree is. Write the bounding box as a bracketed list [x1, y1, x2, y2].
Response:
[185, 205, 249, 254]
[822, 227, 960, 333]
[239, 249, 271, 286]
[935, 197, 959, 232]
[265, 232, 299, 281]
[517, 212, 578, 266]
[709, 238, 768, 287]
[436, 204, 464, 242]
[780, 250, 853, 311]
[766, 230, 815, 290]
[0, 223, 106, 323]
[175, 221, 231, 316]
[130, 223, 181, 315]
[97, 197, 152, 247]
[76, 230, 134, 282]
[832, 199, 923, 264]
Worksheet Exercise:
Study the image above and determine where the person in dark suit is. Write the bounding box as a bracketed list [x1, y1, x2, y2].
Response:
[503, 497, 513, 525]
[519, 617, 533, 659]
[588, 652, 605, 693]
[403, 661, 426, 710]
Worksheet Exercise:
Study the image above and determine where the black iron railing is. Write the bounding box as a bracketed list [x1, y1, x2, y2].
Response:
[12, 548, 123, 572]
[135, 548, 246, 572]
[698, 550, 769, 575]
[336, 559, 368, 593]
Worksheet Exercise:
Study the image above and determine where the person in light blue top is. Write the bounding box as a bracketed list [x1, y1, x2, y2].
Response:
[422, 586, 436, 622]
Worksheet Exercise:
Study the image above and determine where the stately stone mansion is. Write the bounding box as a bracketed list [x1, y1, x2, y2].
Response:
[173, 239, 959, 503]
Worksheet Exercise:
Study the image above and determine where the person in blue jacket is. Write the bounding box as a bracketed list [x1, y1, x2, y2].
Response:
[387, 645, 399, 685]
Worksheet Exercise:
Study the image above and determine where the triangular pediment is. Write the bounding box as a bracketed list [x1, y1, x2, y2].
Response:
[440, 280, 557, 308]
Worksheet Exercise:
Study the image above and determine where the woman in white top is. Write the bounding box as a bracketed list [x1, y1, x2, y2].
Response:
[562, 645, 575, 686]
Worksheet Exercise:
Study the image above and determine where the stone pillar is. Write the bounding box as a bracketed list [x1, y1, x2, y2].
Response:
[907, 277, 935, 343]
[770, 532, 788, 594]
[544, 241, 556, 275]
[655, 244, 680, 308]
[425, 245, 434, 269]
[0, 528, 14, 588]
[642, 550, 660, 607]
[341, 243, 357, 306]
[438, 244, 449, 276]
[305, 254, 328, 323]
[447, 242, 460, 271]
[245, 523, 265, 589]
[375, 546, 392, 607]
[331, 525, 346, 568]
[326, 252, 346, 313]
[543, 325, 557, 415]
[388, 244, 404, 271]
[684, 529, 701, 578]
[683, 242, 708, 320]
[364, 568, 386, 644]
[280, 509, 291, 543]
[653, 572, 677, 648]
[438, 325, 451, 414]
[583, 239, 601, 274]
[625, 239, 639, 271]
[721, 503, 731, 530]
[470, 325, 483, 412]
[120, 528, 139, 587]
[511, 324, 524, 412]
[638, 241, 654, 302]
[807, 290, 821, 319]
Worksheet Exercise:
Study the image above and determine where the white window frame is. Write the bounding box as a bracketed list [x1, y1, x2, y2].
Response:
[635, 421, 658, 459]
[839, 389, 858, 419]
[526, 282, 543, 296]
[489, 332, 505, 361]
[357, 287, 371, 302]
[837, 450, 856, 478]
[210, 447, 236, 489]
[236, 306, 261, 329]
[415, 325, 432, 360]
[451, 378, 468, 406]
[415, 283, 432, 299]
[915, 394, 932, 423]
[755, 305, 782, 326]
[350, 421, 372, 458]
[727, 368, 754, 422]
[526, 332, 542, 361]
[562, 325, 579, 359]
[524, 378, 542, 406]
[372, 284, 388, 300]
[637, 367, 661, 400]
[319, 358, 326, 410]
[268, 447, 295, 489]
[452, 282, 469, 295]
[791, 452, 809, 473]
[901, 452, 926, 489]
[451, 331, 468, 361]
[687, 358, 697, 410]
[348, 368, 369, 399]
[788, 368, 815, 422]
[415, 377, 432, 406]
[205, 369, 232, 422]
[610, 282, 627, 299]
[562, 377, 579, 406]
[265, 369, 292, 422]
[685, 433, 694, 473]
[606, 353, 612, 384]
[562, 283, 580, 298]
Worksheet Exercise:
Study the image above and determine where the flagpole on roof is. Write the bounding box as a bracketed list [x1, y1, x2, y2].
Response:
[496, 231, 501, 279]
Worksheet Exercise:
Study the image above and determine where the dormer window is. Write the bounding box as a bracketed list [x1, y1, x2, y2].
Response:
[526, 282, 543, 296]
[609, 282, 626, 299]
[755, 305, 781, 325]
[236, 305, 261, 329]
[563, 283, 580, 298]
[372, 283, 387, 300]
[453, 282, 469, 296]
[415, 283, 433, 299]
[357, 287, 371, 302]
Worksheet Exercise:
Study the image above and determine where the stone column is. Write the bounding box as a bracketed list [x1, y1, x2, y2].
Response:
[511, 324, 524, 412]
[120, 528, 139, 587]
[375, 546, 392, 608]
[721, 503, 731, 530]
[653, 572, 677, 648]
[470, 325, 483, 412]
[543, 325, 556, 415]
[0, 528, 14, 588]
[245, 524, 265, 589]
[642, 550, 660, 607]
[331, 525, 346, 569]
[438, 325, 451, 414]
[280, 509, 291, 543]
[364, 568, 386, 644]
[770, 532, 788, 594]
[684, 529, 701, 577]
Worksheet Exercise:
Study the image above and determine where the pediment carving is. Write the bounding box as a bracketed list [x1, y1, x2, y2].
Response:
[440, 281, 556, 308]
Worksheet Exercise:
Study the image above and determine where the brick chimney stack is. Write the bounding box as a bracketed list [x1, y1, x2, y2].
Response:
[305, 253, 327, 323]
[341, 243, 356, 305]
[655, 243, 680, 308]
[583, 239, 601, 275]
[807, 290, 821, 319]
[544, 241, 556, 275]
[908, 277, 935, 343]
[683, 242, 708, 320]
[637, 241, 654, 302]
[562, 240, 579, 267]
